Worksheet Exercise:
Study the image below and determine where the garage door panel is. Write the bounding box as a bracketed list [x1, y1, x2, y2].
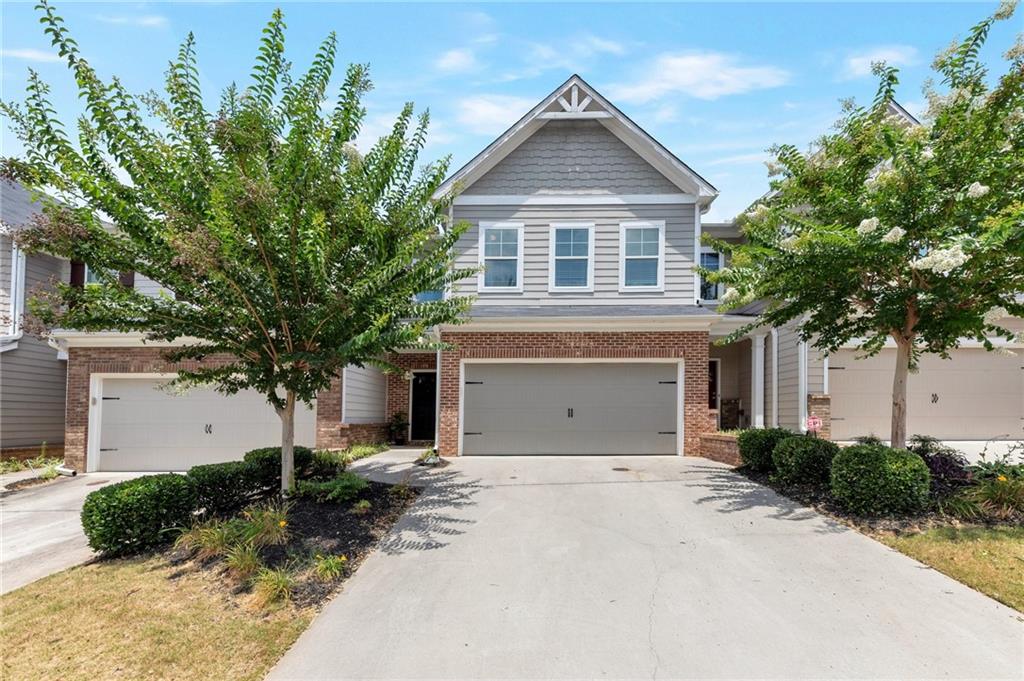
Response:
[830, 349, 1024, 441]
[98, 379, 315, 471]
[462, 363, 678, 456]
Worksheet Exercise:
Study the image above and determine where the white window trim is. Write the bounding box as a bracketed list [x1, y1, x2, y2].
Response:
[618, 220, 665, 292]
[477, 221, 525, 294]
[2, 240, 26, 343]
[548, 222, 595, 293]
[698, 246, 723, 303]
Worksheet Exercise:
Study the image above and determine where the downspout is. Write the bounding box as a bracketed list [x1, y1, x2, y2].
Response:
[770, 328, 779, 427]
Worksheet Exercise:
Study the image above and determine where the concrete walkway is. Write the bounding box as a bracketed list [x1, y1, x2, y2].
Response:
[269, 451, 1023, 680]
[0, 472, 140, 594]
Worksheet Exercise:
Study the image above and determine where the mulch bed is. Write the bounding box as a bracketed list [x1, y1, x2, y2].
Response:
[735, 466, 1020, 534]
[1, 475, 59, 494]
[170, 480, 418, 610]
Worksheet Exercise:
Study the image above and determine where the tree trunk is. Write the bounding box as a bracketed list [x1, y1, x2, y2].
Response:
[279, 390, 296, 496]
[890, 338, 911, 450]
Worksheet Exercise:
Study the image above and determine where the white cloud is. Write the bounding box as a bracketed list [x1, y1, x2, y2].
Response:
[495, 34, 626, 83]
[577, 34, 626, 57]
[96, 14, 168, 28]
[456, 94, 536, 136]
[651, 104, 679, 123]
[841, 45, 918, 79]
[1, 48, 61, 63]
[608, 52, 790, 103]
[435, 48, 478, 74]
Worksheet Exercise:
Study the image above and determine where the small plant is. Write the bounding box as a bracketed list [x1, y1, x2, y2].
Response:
[240, 501, 291, 547]
[351, 499, 372, 515]
[388, 482, 416, 500]
[907, 435, 971, 498]
[853, 434, 885, 446]
[224, 542, 262, 582]
[937, 493, 985, 521]
[296, 472, 368, 504]
[313, 554, 349, 581]
[388, 411, 410, 445]
[967, 476, 1024, 519]
[736, 428, 791, 471]
[343, 443, 388, 464]
[251, 566, 295, 608]
[771, 436, 839, 485]
[970, 446, 1024, 482]
[830, 444, 931, 516]
[175, 518, 247, 561]
[38, 463, 59, 481]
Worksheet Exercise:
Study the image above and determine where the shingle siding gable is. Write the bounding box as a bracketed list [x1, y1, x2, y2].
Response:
[463, 120, 680, 195]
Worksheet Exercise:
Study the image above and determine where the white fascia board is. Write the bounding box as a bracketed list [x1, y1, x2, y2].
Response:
[439, 315, 719, 333]
[49, 330, 208, 348]
[840, 337, 1024, 349]
[454, 194, 696, 206]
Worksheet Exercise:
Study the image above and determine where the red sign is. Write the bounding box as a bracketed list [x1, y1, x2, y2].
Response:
[806, 415, 823, 432]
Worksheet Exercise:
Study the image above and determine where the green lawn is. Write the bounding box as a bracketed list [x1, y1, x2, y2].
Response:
[875, 525, 1024, 612]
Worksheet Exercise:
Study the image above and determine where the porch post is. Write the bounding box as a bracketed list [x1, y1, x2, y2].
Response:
[752, 334, 765, 428]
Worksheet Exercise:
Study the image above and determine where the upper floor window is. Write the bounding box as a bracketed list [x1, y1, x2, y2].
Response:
[699, 249, 722, 301]
[478, 222, 524, 292]
[549, 223, 594, 292]
[414, 288, 444, 303]
[619, 221, 664, 291]
[84, 265, 102, 285]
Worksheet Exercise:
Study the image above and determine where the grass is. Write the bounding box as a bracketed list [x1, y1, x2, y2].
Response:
[875, 525, 1024, 612]
[0, 556, 310, 681]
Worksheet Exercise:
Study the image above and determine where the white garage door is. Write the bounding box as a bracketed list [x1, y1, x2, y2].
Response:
[829, 349, 1024, 441]
[96, 378, 316, 471]
[462, 363, 679, 455]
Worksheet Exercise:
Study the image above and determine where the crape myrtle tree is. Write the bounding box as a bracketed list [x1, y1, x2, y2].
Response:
[1, 3, 476, 492]
[705, 3, 1024, 449]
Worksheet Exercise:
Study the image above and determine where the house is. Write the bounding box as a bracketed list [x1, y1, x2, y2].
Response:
[1, 180, 69, 460]
[38, 75, 1024, 472]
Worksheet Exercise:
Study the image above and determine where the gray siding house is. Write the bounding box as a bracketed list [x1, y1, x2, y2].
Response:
[1, 180, 68, 454]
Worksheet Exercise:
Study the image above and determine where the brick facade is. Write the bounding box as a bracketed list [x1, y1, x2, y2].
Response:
[63, 347, 385, 472]
[436, 330, 713, 457]
[698, 433, 742, 467]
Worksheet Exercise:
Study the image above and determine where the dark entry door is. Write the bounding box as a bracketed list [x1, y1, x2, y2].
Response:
[410, 372, 437, 441]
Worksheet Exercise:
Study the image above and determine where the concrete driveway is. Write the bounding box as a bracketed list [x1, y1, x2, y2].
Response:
[0, 472, 139, 594]
[270, 451, 1023, 680]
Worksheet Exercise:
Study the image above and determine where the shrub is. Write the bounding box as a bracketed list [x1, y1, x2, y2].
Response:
[224, 542, 262, 582]
[309, 450, 346, 480]
[830, 445, 931, 516]
[252, 566, 294, 608]
[771, 436, 839, 485]
[970, 446, 1024, 482]
[351, 499, 372, 515]
[737, 428, 791, 471]
[313, 554, 349, 581]
[907, 435, 971, 498]
[243, 446, 314, 488]
[81, 474, 195, 556]
[187, 461, 261, 517]
[853, 434, 885, 446]
[296, 472, 368, 504]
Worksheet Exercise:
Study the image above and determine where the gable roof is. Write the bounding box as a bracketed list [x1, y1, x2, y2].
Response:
[435, 74, 718, 208]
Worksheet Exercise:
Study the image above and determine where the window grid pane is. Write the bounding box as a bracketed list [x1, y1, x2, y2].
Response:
[624, 258, 658, 287]
[555, 258, 588, 287]
[484, 258, 518, 287]
[700, 252, 720, 299]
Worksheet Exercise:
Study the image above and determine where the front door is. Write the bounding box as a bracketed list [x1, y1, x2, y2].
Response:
[410, 372, 437, 441]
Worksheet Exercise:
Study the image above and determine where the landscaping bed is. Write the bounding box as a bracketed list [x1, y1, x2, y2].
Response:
[731, 428, 1024, 611]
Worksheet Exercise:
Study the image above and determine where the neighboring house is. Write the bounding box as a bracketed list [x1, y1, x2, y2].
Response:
[39, 74, 1024, 471]
[1, 180, 69, 458]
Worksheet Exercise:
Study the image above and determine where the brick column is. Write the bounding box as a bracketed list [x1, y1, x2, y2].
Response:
[807, 393, 831, 439]
[438, 349, 461, 456]
[315, 374, 344, 450]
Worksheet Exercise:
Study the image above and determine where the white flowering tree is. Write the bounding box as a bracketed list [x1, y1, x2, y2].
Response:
[708, 3, 1024, 449]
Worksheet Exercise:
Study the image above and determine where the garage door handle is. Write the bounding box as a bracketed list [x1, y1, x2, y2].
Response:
[100, 448, 119, 452]
[463, 432, 482, 436]
[658, 431, 676, 435]
[101, 396, 120, 400]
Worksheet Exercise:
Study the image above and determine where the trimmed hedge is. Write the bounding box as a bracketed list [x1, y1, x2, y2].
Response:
[737, 428, 791, 471]
[81, 474, 195, 556]
[771, 436, 839, 485]
[243, 446, 314, 488]
[830, 444, 931, 516]
[187, 460, 262, 517]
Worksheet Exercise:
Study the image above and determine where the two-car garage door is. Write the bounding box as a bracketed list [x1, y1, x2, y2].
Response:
[462, 363, 679, 455]
[94, 378, 315, 472]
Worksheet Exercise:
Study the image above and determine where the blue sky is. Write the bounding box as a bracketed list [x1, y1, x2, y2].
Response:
[2, 2, 1018, 220]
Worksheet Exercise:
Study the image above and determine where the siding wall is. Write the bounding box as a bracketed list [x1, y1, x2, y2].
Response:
[0, 249, 68, 448]
[773, 319, 827, 431]
[452, 203, 696, 304]
[464, 120, 680, 195]
[343, 365, 387, 424]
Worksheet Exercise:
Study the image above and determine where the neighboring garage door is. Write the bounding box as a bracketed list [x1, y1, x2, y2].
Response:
[829, 349, 1024, 441]
[96, 378, 316, 471]
[462, 363, 678, 455]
